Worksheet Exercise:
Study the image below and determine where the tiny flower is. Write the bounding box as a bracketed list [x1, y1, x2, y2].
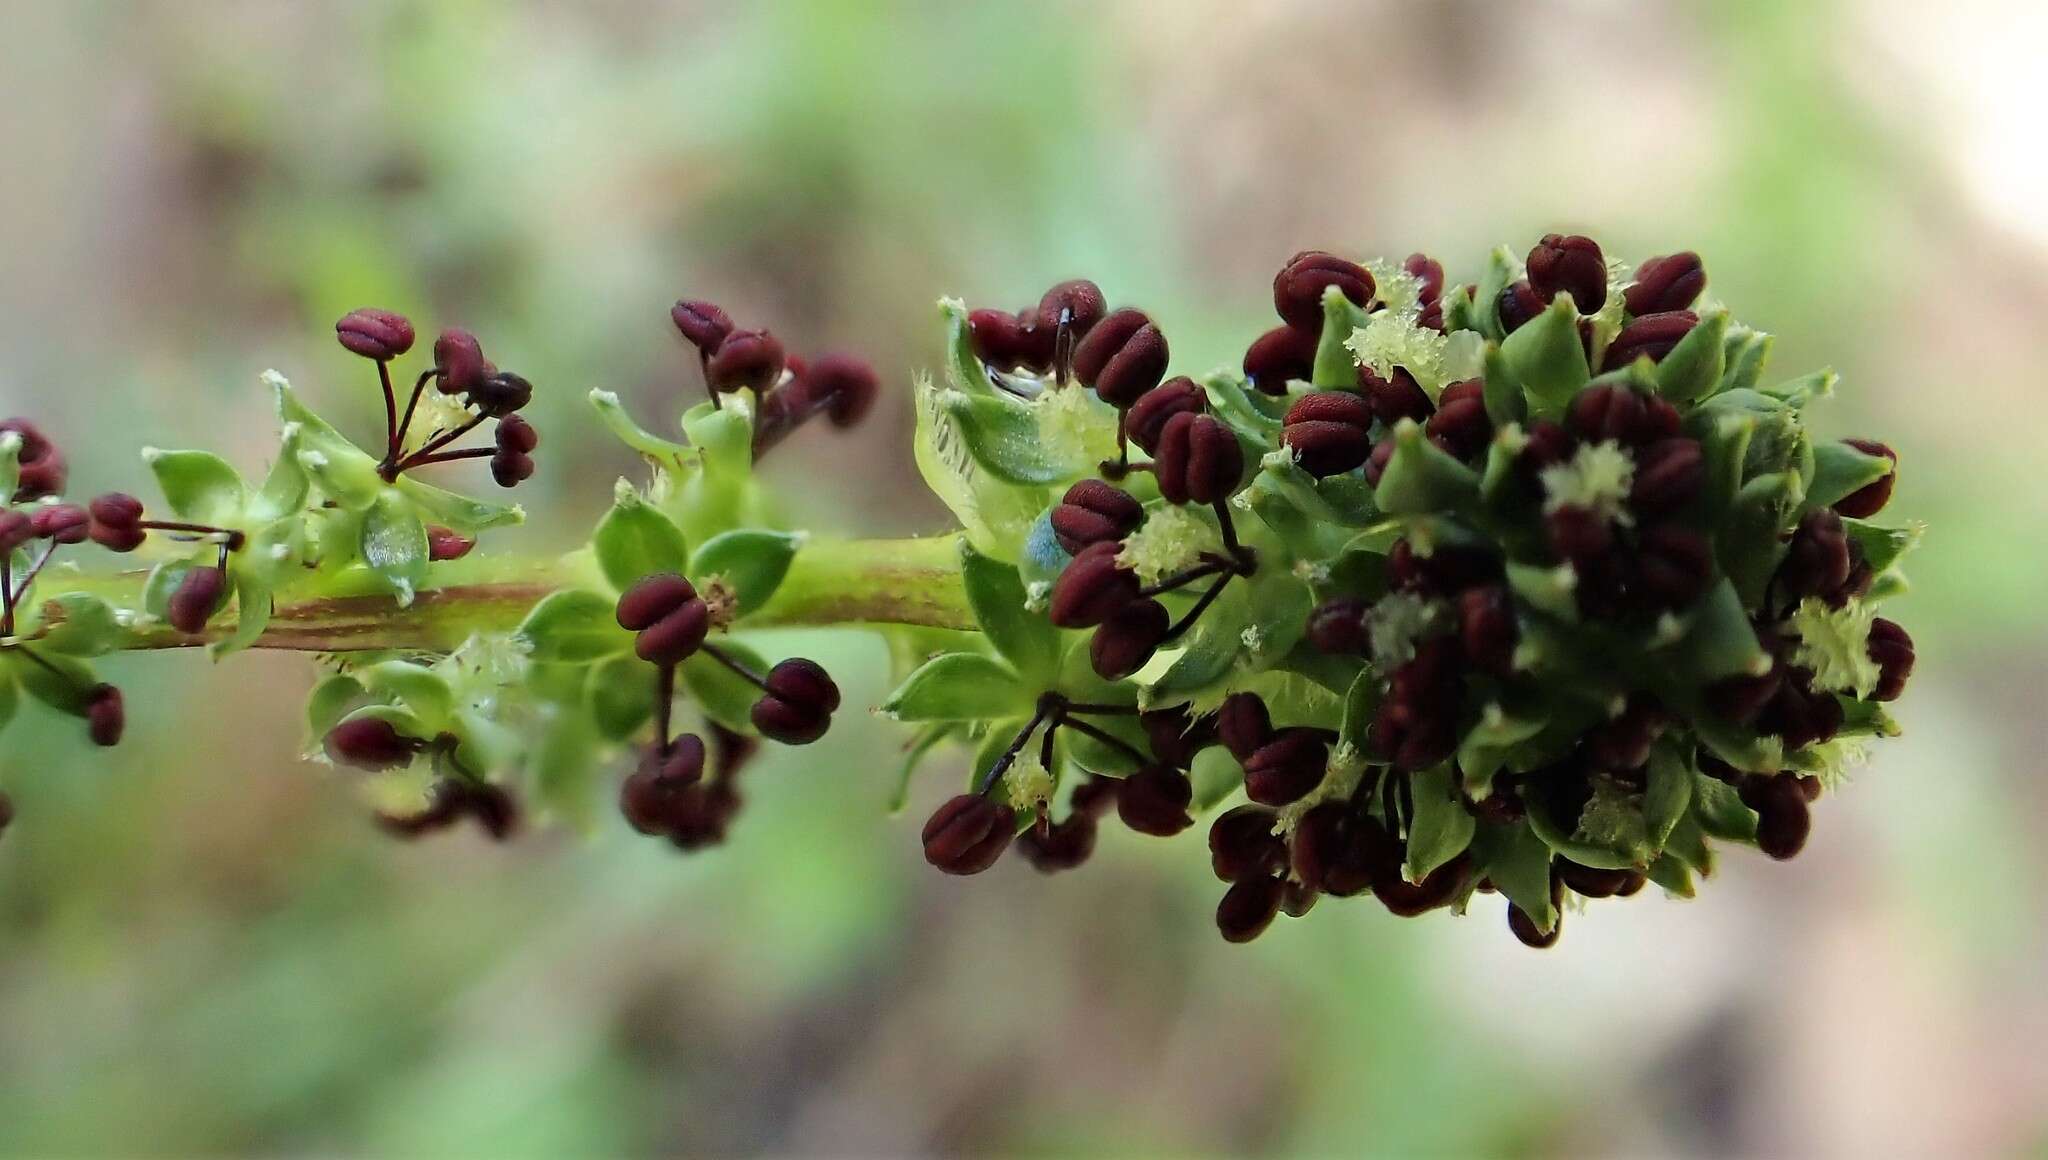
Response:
[1050, 479, 1144, 555]
[1116, 764, 1194, 836]
[1123, 377, 1207, 454]
[1072, 307, 1169, 408]
[922, 793, 1016, 875]
[1424, 379, 1491, 460]
[86, 684, 124, 747]
[1739, 774, 1811, 861]
[1209, 804, 1287, 883]
[1832, 439, 1898, 519]
[31, 503, 89, 544]
[751, 657, 840, 744]
[325, 717, 423, 772]
[615, 573, 711, 665]
[1778, 509, 1851, 600]
[1048, 541, 1140, 629]
[1359, 366, 1432, 425]
[1496, 279, 1546, 335]
[0, 511, 32, 555]
[1624, 252, 1705, 316]
[1090, 597, 1169, 679]
[1282, 390, 1375, 477]
[1035, 279, 1109, 341]
[1525, 234, 1609, 313]
[670, 299, 735, 355]
[1151, 412, 1244, 505]
[426, 526, 477, 561]
[1241, 324, 1318, 396]
[1241, 727, 1330, 807]
[1215, 875, 1285, 943]
[469, 371, 534, 419]
[1403, 252, 1446, 303]
[0, 419, 67, 501]
[1866, 617, 1914, 702]
[1018, 814, 1097, 873]
[1566, 383, 1680, 447]
[1545, 504, 1613, 566]
[706, 329, 786, 395]
[1629, 437, 1705, 518]
[1635, 524, 1713, 610]
[490, 415, 540, 487]
[433, 328, 490, 396]
[619, 734, 708, 835]
[1307, 596, 1370, 655]
[167, 566, 228, 635]
[87, 492, 146, 552]
[1457, 585, 1517, 675]
[1273, 251, 1374, 330]
[1217, 691, 1273, 762]
[335, 308, 415, 360]
[1601, 310, 1699, 371]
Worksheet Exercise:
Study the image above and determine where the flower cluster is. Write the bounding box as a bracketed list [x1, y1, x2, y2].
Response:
[892, 238, 1916, 946]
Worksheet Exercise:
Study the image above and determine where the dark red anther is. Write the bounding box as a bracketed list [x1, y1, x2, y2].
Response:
[1359, 366, 1432, 425]
[1210, 804, 1286, 883]
[1624, 252, 1705, 316]
[1404, 252, 1445, 303]
[1090, 597, 1169, 680]
[426, 526, 476, 561]
[670, 299, 734, 355]
[1035, 279, 1108, 343]
[1273, 251, 1374, 330]
[86, 684, 124, 747]
[1635, 524, 1713, 610]
[1566, 383, 1681, 447]
[1282, 390, 1375, 477]
[967, 308, 1032, 372]
[1867, 617, 1914, 702]
[1756, 670, 1844, 751]
[489, 450, 534, 488]
[1558, 860, 1637, 899]
[1496, 280, 1546, 335]
[1706, 668, 1782, 726]
[801, 353, 880, 428]
[1545, 505, 1613, 566]
[1630, 437, 1705, 518]
[495, 414, 539, 456]
[1216, 692, 1273, 762]
[616, 573, 710, 665]
[1215, 875, 1286, 943]
[1516, 420, 1576, 481]
[1425, 379, 1492, 460]
[1508, 901, 1561, 948]
[1375, 853, 1470, 917]
[1457, 585, 1517, 676]
[1363, 439, 1395, 486]
[1242, 324, 1318, 396]
[1739, 774, 1811, 860]
[0, 420, 66, 501]
[1048, 541, 1139, 629]
[1151, 412, 1243, 505]
[1049, 479, 1143, 556]
[1585, 695, 1668, 771]
[1307, 596, 1370, 655]
[1241, 727, 1330, 807]
[1140, 704, 1216, 769]
[922, 793, 1016, 875]
[1778, 509, 1852, 600]
[1123, 377, 1207, 454]
[432, 328, 490, 396]
[470, 371, 533, 419]
[30, 503, 88, 545]
[1526, 234, 1608, 313]
[750, 657, 839, 745]
[167, 567, 228, 635]
[1068, 775, 1121, 820]
[1833, 439, 1898, 519]
[0, 511, 33, 555]
[335, 308, 415, 360]
[1019, 814, 1098, 873]
[706, 329, 786, 395]
[1602, 310, 1699, 371]
[1072, 308, 1169, 408]
[1116, 764, 1193, 836]
[619, 734, 708, 835]
[325, 716, 421, 772]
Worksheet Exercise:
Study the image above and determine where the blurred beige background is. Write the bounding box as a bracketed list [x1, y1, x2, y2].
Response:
[1, 1, 2044, 1156]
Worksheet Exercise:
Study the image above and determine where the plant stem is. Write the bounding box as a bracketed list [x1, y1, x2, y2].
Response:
[24, 536, 973, 654]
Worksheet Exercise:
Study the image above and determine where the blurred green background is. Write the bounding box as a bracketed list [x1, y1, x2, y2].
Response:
[2, 1, 2044, 1156]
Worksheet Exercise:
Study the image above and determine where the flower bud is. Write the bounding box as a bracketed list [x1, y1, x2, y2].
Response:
[616, 573, 710, 665]
[1242, 324, 1317, 395]
[1496, 280, 1546, 335]
[1740, 774, 1811, 861]
[1073, 308, 1169, 408]
[0, 419, 66, 501]
[1050, 479, 1143, 555]
[1035, 279, 1108, 341]
[1526, 234, 1608, 314]
[495, 414, 540, 455]
[426, 526, 476, 561]
[1282, 391, 1375, 477]
[1210, 804, 1286, 883]
[1457, 585, 1517, 676]
[86, 684, 124, 748]
[1566, 383, 1680, 447]
[802, 353, 880, 427]
[490, 450, 535, 488]
[1867, 617, 1914, 702]
[1507, 900, 1561, 948]
[1090, 597, 1170, 680]
[706, 329, 786, 395]
[1307, 596, 1370, 655]
[1624, 252, 1705, 316]
[167, 566, 228, 635]
[0, 511, 32, 555]
[1152, 412, 1243, 505]
[1404, 252, 1445, 303]
[469, 371, 533, 419]
[1629, 437, 1704, 518]
[1215, 875, 1285, 943]
[1116, 764, 1193, 836]
[325, 716, 421, 772]
[1636, 524, 1713, 610]
[1048, 541, 1140, 629]
[335, 308, 415, 360]
[1242, 727, 1329, 807]
[433, 328, 490, 396]
[1424, 379, 1492, 460]
[1832, 439, 1898, 519]
[1217, 692, 1273, 762]
[751, 657, 840, 745]
[1359, 366, 1432, 426]
[922, 793, 1015, 875]
[670, 299, 734, 355]
[1123, 377, 1206, 454]
[1273, 251, 1373, 330]
[619, 735, 708, 835]
[30, 503, 89, 544]
[1019, 814, 1097, 873]
[1602, 310, 1699, 371]
[1778, 509, 1851, 599]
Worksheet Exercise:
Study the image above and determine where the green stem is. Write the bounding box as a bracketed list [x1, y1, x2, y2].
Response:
[26, 536, 972, 654]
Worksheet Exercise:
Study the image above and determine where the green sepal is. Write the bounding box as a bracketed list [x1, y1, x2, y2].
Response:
[449, 709, 521, 777]
[1644, 853, 1696, 897]
[1064, 710, 1150, 777]
[1312, 287, 1373, 389]
[1691, 772, 1758, 842]
[359, 490, 429, 607]
[912, 370, 1046, 565]
[1479, 343, 1527, 426]
[592, 479, 691, 593]
[1643, 743, 1695, 853]
[250, 424, 314, 521]
[881, 652, 1034, 722]
[1403, 765, 1477, 883]
[1802, 440, 1892, 514]
[211, 571, 273, 659]
[586, 653, 655, 742]
[34, 593, 125, 657]
[144, 447, 249, 526]
[303, 673, 367, 754]
[1457, 696, 1550, 796]
[939, 390, 1069, 487]
[1470, 245, 1517, 342]
[358, 660, 457, 732]
[691, 529, 800, 618]
[1717, 326, 1775, 397]
[1761, 368, 1838, 408]
[1500, 294, 1589, 412]
[1666, 580, 1771, 683]
[1201, 371, 1285, 443]
[1337, 667, 1381, 755]
[1525, 787, 1641, 871]
[1652, 310, 1729, 402]
[1699, 411, 1755, 522]
[517, 589, 631, 662]
[678, 400, 755, 481]
[392, 476, 524, 534]
[938, 297, 1002, 398]
[959, 540, 1060, 685]
[1471, 820, 1556, 934]
[1842, 518, 1920, 576]
[140, 556, 205, 623]
[1439, 283, 1479, 335]
[1372, 419, 1480, 515]
[1720, 470, 1804, 603]
[0, 431, 20, 501]
[14, 649, 99, 717]
[589, 389, 695, 464]
[677, 638, 770, 733]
